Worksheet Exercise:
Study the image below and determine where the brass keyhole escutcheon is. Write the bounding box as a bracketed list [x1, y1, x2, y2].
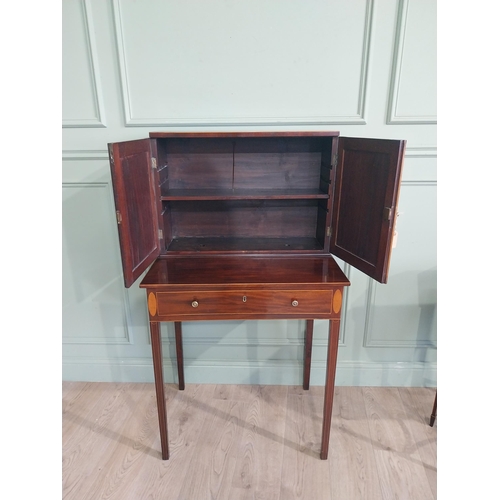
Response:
[291, 300, 299, 307]
[242, 296, 247, 302]
[191, 300, 199, 308]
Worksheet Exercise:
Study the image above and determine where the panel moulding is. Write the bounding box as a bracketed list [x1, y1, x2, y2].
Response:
[63, 0, 107, 128]
[386, 0, 437, 125]
[363, 272, 436, 349]
[62, 180, 133, 345]
[405, 146, 437, 158]
[62, 150, 110, 161]
[112, 0, 374, 127]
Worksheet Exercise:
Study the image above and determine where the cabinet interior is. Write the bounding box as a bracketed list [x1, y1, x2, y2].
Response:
[156, 136, 334, 254]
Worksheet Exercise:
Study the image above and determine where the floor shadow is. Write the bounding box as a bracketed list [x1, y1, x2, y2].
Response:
[63, 409, 160, 459]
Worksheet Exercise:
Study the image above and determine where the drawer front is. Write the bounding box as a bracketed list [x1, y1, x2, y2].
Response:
[155, 289, 333, 317]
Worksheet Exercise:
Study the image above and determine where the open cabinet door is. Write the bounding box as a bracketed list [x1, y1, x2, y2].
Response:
[109, 139, 160, 288]
[330, 137, 405, 283]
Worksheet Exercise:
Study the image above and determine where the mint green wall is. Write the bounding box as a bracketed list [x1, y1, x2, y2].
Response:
[62, 0, 436, 386]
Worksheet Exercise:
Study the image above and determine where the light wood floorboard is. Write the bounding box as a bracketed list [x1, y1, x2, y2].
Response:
[363, 387, 435, 500]
[62, 383, 436, 500]
[280, 386, 332, 500]
[329, 386, 384, 500]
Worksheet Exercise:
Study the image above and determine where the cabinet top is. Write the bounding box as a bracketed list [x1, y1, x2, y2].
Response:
[149, 131, 340, 139]
[139, 255, 350, 289]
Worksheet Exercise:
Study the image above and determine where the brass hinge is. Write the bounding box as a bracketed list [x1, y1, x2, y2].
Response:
[151, 157, 157, 169]
[332, 154, 338, 168]
[383, 207, 393, 221]
[326, 227, 332, 237]
[116, 210, 122, 224]
[158, 229, 163, 239]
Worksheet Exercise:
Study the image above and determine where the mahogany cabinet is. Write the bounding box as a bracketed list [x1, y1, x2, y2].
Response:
[108, 131, 405, 460]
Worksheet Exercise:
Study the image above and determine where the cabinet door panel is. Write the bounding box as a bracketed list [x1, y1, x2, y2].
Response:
[109, 139, 160, 287]
[330, 137, 405, 283]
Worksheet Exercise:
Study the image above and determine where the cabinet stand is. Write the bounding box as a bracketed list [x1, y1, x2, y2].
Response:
[149, 316, 340, 461]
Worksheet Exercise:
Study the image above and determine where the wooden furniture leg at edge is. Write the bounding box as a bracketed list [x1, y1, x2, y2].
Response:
[303, 319, 314, 390]
[150, 321, 169, 460]
[174, 322, 185, 390]
[430, 392, 437, 427]
[320, 318, 341, 460]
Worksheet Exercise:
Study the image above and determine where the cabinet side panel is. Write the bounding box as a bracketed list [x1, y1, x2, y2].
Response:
[161, 202, 173, 249]
[317, 137, 335, 250]
[150, 140, 166, 253]
[156, 139, 170, 195]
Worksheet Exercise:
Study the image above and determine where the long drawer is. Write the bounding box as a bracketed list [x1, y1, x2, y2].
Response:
[154, 289, 334, 318]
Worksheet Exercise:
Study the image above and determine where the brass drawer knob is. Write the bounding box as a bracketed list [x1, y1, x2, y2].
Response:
[291, 300, 299, 307]
[191, 300, 199, 308]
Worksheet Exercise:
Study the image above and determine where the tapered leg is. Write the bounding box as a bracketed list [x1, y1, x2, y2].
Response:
[150, 321, 169, 460]
[303, 320, 314, 390]
[320, 319, 341, 460]
[430, 392, 437, 427]
[174, 322, 185, 390]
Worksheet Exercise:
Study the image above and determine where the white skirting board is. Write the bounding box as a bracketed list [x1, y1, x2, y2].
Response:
[62, 358, 437, 387]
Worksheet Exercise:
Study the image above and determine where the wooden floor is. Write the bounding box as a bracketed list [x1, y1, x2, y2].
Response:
[62, 382, 437, 500]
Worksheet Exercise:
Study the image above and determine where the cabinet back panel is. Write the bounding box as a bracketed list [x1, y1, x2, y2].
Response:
[234, 138, 325, 190]
[165, 237, 324, 253]
[169, 200, 318, 238]
[163, 138, 234, 190]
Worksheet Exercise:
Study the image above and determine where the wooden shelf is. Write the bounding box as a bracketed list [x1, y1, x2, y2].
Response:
[161, 189, 329, 201]
[165, 237, 325, 253]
